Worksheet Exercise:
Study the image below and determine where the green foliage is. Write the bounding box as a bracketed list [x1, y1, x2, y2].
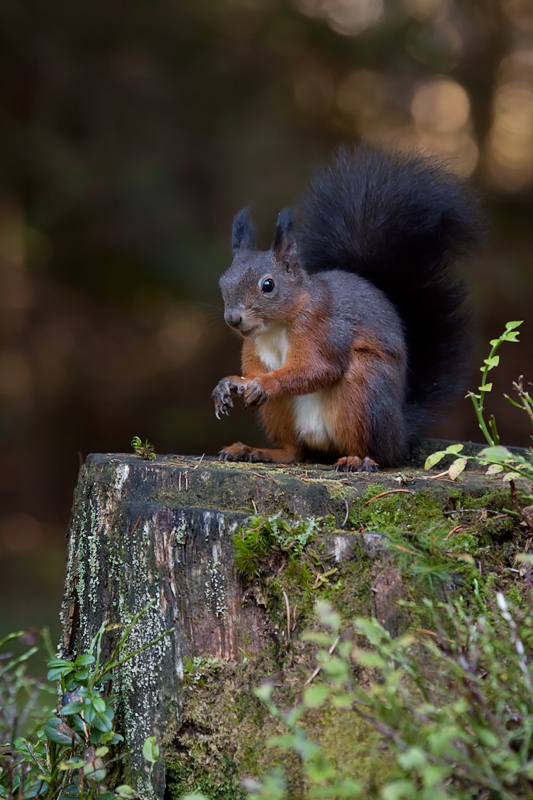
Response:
[0, 601, 171, 799]
[246, 592, 533, 800]
[426, 322, 533, 484]
[233, 514, 321, 579]
[0, 629, 56, 748]
[353, 486, 483, 591]
[469, 320, 523, 447]
[131, 435, 156, 461]
[182, 655, 223, 688]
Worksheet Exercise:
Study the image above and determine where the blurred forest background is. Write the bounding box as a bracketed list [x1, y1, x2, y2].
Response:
[1, 0, 533, 638]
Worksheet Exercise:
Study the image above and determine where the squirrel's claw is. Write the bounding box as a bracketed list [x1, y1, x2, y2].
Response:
[243, 378, 267, 408]
[334, 455, 379, 473]
[212, 378, 241, 419]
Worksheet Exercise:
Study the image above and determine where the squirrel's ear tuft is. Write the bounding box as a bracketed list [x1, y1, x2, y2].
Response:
[232, 208, 256, 252]
[273, 208, 298, 270]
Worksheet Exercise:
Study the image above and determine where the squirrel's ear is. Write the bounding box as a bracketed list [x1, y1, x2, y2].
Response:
[232, 208, 256, 252]
[273, 208, 298, 270]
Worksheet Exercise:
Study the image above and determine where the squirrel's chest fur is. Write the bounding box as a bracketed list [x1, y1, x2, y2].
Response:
[253, 326, 332, 449]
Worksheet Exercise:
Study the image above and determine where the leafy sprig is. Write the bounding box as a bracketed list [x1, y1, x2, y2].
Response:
[1, 601, 172, 799]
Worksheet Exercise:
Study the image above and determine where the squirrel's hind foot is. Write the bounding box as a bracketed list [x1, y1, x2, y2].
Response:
[219, 442, 300, 464]
[334, 455, 378, 473]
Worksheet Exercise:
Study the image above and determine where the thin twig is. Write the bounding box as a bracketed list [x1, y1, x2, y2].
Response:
[364, 489, 415, 505]
[130, 516, 141, 536]
[444, 525, 467, 541]
[342, 499, 350, 527]
[282, 589, 291, 644]
[192, 453, 205, 470]
[304, 636, 339, 686]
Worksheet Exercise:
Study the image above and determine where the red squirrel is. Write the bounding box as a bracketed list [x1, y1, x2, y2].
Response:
[212, 144, 481, 471]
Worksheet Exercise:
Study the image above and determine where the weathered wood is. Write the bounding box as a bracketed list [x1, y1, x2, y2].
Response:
[60, 442, 510, 798]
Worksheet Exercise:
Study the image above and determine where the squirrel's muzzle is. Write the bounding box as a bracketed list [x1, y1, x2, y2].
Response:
[224, 309, 243, 330]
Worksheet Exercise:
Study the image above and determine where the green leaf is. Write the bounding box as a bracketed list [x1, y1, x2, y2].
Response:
[398, 747, 427, 770]
[92, 712, 113, 733]
[479, 445, 513, 463]
[143, 735, 160, 763]
[480, 383, 492, 392]
[477, 728, 499, 748]
[444, 443, 464, 454]
[516, 554, 533, 564]
[320, 656, 347, 677]
[60, 701, 85, 715]
[314, 600, 341, 632]
[505, 320, 523, 330]
[64, 674, 80, 692]
[92, 696, 106, 714]
[301, 632, 332, 646]
[483, 356, 500, 369]
[96, 672, 114, 684]
[302, 684, 330, 708]
[59, 758, 86, 770]
[44, 717, 76, 745]
[382, 779, 418, 800]
[352, 648, 385, 669]
[486, 463, 504, 474]
[448, 457, 467, 481]
[74, 654, 95, 666]
[424, 451, 447, 469]
[331, 692, 353, 709]
[115, 786, 138, 798]
[47, 659, 75, 668]
[47, 666, 75, 681]
[255, 683, 274, 702]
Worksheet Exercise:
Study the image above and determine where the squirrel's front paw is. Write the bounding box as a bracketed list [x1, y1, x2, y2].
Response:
[243, 378, 267, 408]
[212, 377, 246, 419]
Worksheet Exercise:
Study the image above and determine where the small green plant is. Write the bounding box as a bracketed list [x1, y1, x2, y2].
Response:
[426, 321, 533, 484]
[131, 435, 156, 461]
[233, 514, 320, 579]
[1, 601, 172, 799]
[182, 655, 222, 688]
[469, 320, 523, 447]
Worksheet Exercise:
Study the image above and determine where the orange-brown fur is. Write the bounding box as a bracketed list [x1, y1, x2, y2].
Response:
[217, 316, 399, 469]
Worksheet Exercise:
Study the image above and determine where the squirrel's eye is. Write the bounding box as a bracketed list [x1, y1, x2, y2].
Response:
[261, 277, 275, 293]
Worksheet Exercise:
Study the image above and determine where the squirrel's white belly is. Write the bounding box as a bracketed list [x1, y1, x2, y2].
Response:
[253, 327, 332, 449]
[254, 326, 289, 370]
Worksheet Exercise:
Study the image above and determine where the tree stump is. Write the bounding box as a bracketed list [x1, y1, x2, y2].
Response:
[60, 444, 503, 798]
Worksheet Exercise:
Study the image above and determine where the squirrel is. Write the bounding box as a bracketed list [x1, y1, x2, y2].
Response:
[211, 144, 482, 471]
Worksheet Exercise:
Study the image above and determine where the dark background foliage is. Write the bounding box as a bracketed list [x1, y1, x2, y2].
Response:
[1, 0, 532, 636]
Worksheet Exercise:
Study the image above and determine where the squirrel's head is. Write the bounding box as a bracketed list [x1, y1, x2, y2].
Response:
[219, 208, 307, 338]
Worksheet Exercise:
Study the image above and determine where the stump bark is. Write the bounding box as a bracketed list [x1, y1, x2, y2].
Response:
[60, 443, 502, 798]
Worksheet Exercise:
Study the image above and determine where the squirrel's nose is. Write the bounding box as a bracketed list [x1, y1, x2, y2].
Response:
[225, 310, 242, 329]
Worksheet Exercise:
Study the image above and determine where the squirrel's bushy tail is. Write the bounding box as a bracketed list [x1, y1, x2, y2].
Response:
[299, 144, 483, 431]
